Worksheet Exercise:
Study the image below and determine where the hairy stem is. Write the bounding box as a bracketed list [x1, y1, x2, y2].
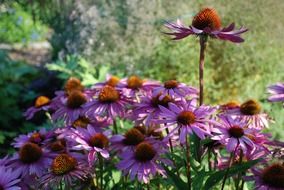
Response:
[199, 36, 208, 106]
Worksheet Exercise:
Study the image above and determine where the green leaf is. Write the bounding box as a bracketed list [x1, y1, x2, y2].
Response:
[192, 168, 207, 190]
[203, 159, 260, 190]
[163, 165, 187, 190]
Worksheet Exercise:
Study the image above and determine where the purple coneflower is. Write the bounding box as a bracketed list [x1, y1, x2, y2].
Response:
[9, 142, 52, 177]
[225, 99, 270, 129]
[157, 100, 215, 143]
[71, 115, 111, 132]
[84, 85, 129, 118]
[24, 96, 51, 120]
[252, 163, 284, 190]
[0, 166, 21, 190]
[133, 92, 177, 126]
[152, 80, 198, 100]
[116, 141, 171, 183]
[40, 153, 89, 189]
[118, 75, 160, 99]
[52, 90, 89, 124]
[164, 8, 247, 43]
[12, 128, 53, 148]
[68, 126, 110, 165]
[268, 82, 284, 107]
[211, 115, 256, 154]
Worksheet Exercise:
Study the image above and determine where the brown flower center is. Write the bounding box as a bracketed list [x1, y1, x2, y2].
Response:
[134, 142, 156, 162]
[221, 101, 240, 110]
[127, 75, 143, 90]
[240, 99, 261, 115]
[151, 94, 173, 108]
[98, 85, 120, 103]
[106, 76, 120, 87]
[177, 111, 196, 125]
[0, 185, 4, 190]
[123, 128, 145, 146]
[164, 80, 179, 89]
[228, 126, 244, 138]
[34, 96, 50, 108]
[134, 125, 147, 135]
[89, 133, 109, 149]
[147, 127, 163, 140]
[64, 77, 84, 95]
[66, 91, 87, 109]
[19, 142, 42, 164]
[72, 116, 90, 128]
[29, 132, 45, 144]
[192, 8, 221, 30]
[261, 164, 284, 188]
[50, 139, 66, 152]
[51, 154, 77, 175]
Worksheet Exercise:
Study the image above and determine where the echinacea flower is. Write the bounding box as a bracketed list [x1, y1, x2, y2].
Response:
[132, 92, 177, 126]
[157, 100, 216, 143]
[40, 153, 89, 189]
[164, 7, 248, 43]
[111, 128, 145, 152]
[116, 141, 171, 183]
[152, 80, 198, 100]
[225, 99, 270, 129]
[9, 142, 52, 177]
[267, 82, 284, 107]
[24, 95, 51, 120]
[211, 115, 256, 154]
[64, 77, 84, 95]
[68, 126, 110, 165]
[252, 163, 284, 190]
[12, 128, 53, 148]
[84, 85, 129, 118]
[118, 75, 160, 99]
[0, 166, 21, 190]
[52, 90, 89, 124]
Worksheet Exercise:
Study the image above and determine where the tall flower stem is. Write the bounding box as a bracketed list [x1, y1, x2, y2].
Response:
[185, 137, 191, 190]
[113, 118, 118, 134]
[99, 155, 104, 190]
[199, 35, 208, 106]
[166, 127, 180, 176]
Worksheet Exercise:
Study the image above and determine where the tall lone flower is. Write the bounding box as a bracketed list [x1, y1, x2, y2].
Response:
[164, 7, 248, 42]
[164, 7, 248, 106]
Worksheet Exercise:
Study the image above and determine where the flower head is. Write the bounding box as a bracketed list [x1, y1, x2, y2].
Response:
[164, 7, 248, 43]
[225, 99, 270, 129]
[253, 163, 284, 190]
[68, 126, 110, 165]
[0, 166, 21, 190]
[52, 90, 89, 124]
[116, 140, 171, 183]
[156, 100, 216, 143]
[153, 80, 198, 100]
[267, 82, 284, 107]
[40, 153, 89, 189]
[9, 142, 52, 177]
[24, 95, 51, 120]
[84, 85, 129, 119]
[211, 115, 257, 154]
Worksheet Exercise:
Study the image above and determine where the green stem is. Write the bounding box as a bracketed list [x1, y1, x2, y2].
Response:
[185, 137, 191, 190]
[113, 118, 118, 134]
[221, 152, 234, 190]
[99, 155, 104, 190]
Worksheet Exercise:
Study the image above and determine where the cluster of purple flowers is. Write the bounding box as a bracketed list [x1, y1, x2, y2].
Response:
[0, 75, 283, 189]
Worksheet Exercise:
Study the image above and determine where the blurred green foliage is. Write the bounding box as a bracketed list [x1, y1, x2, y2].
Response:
[0, 3, 48, 44]
[46, 54, 109, 86]
[0, 50, 40, 154]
